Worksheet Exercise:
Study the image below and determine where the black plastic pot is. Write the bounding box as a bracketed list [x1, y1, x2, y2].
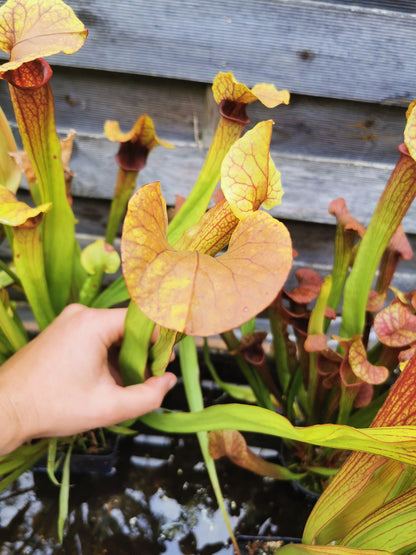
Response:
[33, 435, 120, 476]
[65, 435, 120, 475]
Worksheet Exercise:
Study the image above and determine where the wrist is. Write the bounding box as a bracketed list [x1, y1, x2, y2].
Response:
[0, 369, 32, 455]
[0, 393, 25, 456]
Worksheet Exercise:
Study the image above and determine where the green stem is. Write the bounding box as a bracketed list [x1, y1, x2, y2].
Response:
[78, 269, 104, 306]
[340, 153, 416, 339]
[325, 224, 356, 332]
[58, 438, 74, 542]
[179, 336, 204, 411]
[179, 336, 240, 554]
[13, 227, 56, 330]
[306, 277, 332, 420]
[268, 303, 291, 394]
[0, 440, 49, 494]
[91, 274, 129, 308]
[0, 295, 27, 352]
[70, 240, 88, 303]
[149, 328, 179, 376]
[119, 303, 155, 385]
[167, 117, 244, 245]
[337, 386, 356, 425]
[203, 339, 257, 403]
[105, 169, 138, 245]
[0, 260, 21, 288]
[221, 330, 275, 410]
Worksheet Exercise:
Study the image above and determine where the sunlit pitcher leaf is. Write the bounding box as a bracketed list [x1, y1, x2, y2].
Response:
[208, 429, 305, 480]
[285, 268, 323, 305]
[105, 115, 173, 150]
[327, 198, 365, 315]
[303, 456, 403, 546]
[173, 197, 239, 256]
[0, 187, 55, 329]
[0, 0, 88, 75]
[0, 1, 85, 313]
[0, 185, 50, 226]
[0, 105, 21, 193]
[221, 120, 283, 219]
[121, 182, 292, 336]
[167, 73, 289, 245]
[374, 299, 416, 347]
[404, 100, 416, 161]
[104, 115, 173, 172]
[329, 197, 366, 237]
[11, 129, 75, 204]
[374, 225, 413, 301]
[277, 544, 389, 555]
[81, 240, 120, 275]
[213, 71, 289, 110]
[348, 336, 389, 385]
[340, 144, 416, 339]
[340, 484, 416, 553]
[303, 351, 416, 546]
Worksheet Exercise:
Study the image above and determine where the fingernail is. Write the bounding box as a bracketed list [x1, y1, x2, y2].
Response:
[167, 374, 177, 390]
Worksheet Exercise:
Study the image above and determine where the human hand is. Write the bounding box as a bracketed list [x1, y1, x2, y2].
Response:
[0, 304, 177, 455]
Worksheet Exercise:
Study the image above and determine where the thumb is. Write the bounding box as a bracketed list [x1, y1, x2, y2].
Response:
[110, 372, 177, 423]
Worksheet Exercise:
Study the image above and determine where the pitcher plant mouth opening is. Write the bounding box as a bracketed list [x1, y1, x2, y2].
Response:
[116, 141, 151, 172]
[219, 98, 251, 124]
[2, 58, 53, 89]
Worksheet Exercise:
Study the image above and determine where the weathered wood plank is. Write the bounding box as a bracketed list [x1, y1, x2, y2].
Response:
[272, 153, 400, 227]
[1, 0, 413, 105]
[48, 134, 410, 231]
[0, 67, 407, 165]
[250, 96, 406, 163]
[12, 130, 409, 231]
[0, 71, 206, 143]
[319, 0, 415, 14]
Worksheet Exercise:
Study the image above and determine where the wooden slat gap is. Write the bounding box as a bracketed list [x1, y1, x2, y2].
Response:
[280, 0, 416, 18]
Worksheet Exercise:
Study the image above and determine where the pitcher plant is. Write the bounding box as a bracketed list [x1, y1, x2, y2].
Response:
[1, 0, 416, 551]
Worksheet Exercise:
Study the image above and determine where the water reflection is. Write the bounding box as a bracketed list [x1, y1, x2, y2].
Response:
[0, 427, 314, 554]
